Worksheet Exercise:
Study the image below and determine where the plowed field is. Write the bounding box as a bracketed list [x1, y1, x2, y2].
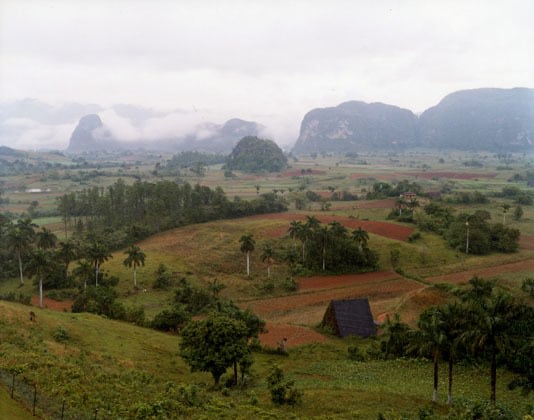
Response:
[31, 296, 73, 311]
[247, 212, 413, 241]
[240, 271, 425, 347]
[425, 259, 534, 284]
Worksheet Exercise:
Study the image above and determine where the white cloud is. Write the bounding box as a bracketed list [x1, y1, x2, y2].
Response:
[0, 0, 533, 149]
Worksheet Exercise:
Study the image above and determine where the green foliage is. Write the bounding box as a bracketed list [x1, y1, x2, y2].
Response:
[445, 212, 520, 255]
[151, 305, 191, 332]
[57, 179, 287, 249]
[71, 285, 125, 319]
[52, 325, 70, 342]
[347, 345, 367, 361]
[379, 313, 411, 359]
[174, 278, 214, 314]
[266, 365, 303, 405]
[179, 313, 250, 385]
[522, 278, 534, 297]
[287, 217, 379, 274]
[225, 136, 288, 173]
[152, 263, 173, 289]
[447, 399, 518, 420]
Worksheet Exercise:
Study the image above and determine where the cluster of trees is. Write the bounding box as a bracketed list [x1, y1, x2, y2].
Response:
[157, 151, 226, 176]
[365, 180, 422, 200]
[288, 216, 379, 273]
[0, 216, 146, 312]
[417, 204, 520, 254]
[368, 277, 534, 405]
[57, 179, 287, 247]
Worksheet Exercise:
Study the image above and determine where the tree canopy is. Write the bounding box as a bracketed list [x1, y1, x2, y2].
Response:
[225, 136, 288, 173]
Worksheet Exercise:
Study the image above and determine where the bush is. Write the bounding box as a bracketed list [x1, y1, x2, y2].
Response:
[408, 231, 422, 243]
[266, 366, 303, 405]
[347, 345, 367, 361]
[53, 325, 69, 342]
[281, 277, 298, 292]
[151, 305, 191, 331]
[152, 264, 173, 289]
[124, 305, 146, 326]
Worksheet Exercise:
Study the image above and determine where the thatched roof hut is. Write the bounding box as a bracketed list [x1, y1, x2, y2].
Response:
[321, 298, 376, 338]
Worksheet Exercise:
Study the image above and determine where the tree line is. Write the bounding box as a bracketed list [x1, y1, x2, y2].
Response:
[56, 178, 287, 248]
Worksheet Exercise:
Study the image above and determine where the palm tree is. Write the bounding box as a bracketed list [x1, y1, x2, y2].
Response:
[501, 203, 511, 225]
[87, 241, 112, 286]
[352, 227, 369, 251]
[239, 234, 255, 277]
[123, 244, 146, 288]
[288, 220, 306, 262]
[261, 243, 275, 279]
[35, 227, 57, 250]
[6, 218, 37, 285]
[320, 225, 330, 271]
[27, 248, 53, 308]
[415, 307, 447, 402]
[440, 303, 466, 405]
[462, 291, 521, 404]
[73, 259, 93, 290]
[57, 240, 79, 282]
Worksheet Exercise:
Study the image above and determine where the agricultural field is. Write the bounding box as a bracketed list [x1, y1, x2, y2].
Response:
[1, 150, 533, 418]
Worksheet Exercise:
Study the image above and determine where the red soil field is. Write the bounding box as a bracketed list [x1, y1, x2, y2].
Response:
[281, 169, 326, 177]
[519, 235, 534, 250]
[241, 277, 422, 317]
[350, 171, 497, 181]
[298, 270, 399, 290]
[425, 259, 534, 285]
[31, 296, 73, 312]
[247, 212, 413, 242]
[405, 171, 497, 180]
[259, 322, 327, 348]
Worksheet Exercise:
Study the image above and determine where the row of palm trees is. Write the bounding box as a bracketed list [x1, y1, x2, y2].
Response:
[1, 217, 147, 306]
[237, 217, 377, 279]
[381, 277, 534, 405]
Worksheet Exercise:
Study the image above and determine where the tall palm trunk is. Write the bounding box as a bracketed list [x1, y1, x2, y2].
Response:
[432, 351, 439, 402]
[39, 277, 43, 308]
[95, 261, 99, 286]
[447, 357, 453, 404]
[246, 252, 250, 277]
[233, 360, 238, 386]
[17, 251, 24, 285]
[134, 266, 137, 287]
[490, 341, 496, 404]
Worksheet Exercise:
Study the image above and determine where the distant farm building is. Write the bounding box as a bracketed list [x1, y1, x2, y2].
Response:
[400, 191, 417, 201]
[321, 298, 376, 338]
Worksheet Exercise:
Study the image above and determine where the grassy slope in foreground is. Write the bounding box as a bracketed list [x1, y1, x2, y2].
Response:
[0, 301, 531, 419]
[0, 386, 31, 419]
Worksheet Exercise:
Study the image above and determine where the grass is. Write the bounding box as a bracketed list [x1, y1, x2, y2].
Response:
[0, 386, 31, 420]
[0, 300, 531, 419]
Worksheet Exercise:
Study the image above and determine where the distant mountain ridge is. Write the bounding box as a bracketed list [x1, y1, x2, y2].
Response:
[65, 114, 264, 154]
[293, 88, 534, 154]
[293, 101, 418, 154]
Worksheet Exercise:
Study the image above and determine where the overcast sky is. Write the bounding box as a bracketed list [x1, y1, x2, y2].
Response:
[1, 0, 533, 147]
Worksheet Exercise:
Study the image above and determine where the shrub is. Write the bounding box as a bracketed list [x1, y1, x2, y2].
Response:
[151, 305, 190, 332]
[347, 345, 367, 361]
[281, 277, 298, 292]
[266, 365, 303, 405]
[53, 325, 69, 342]
[407, 231, 421, 243]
